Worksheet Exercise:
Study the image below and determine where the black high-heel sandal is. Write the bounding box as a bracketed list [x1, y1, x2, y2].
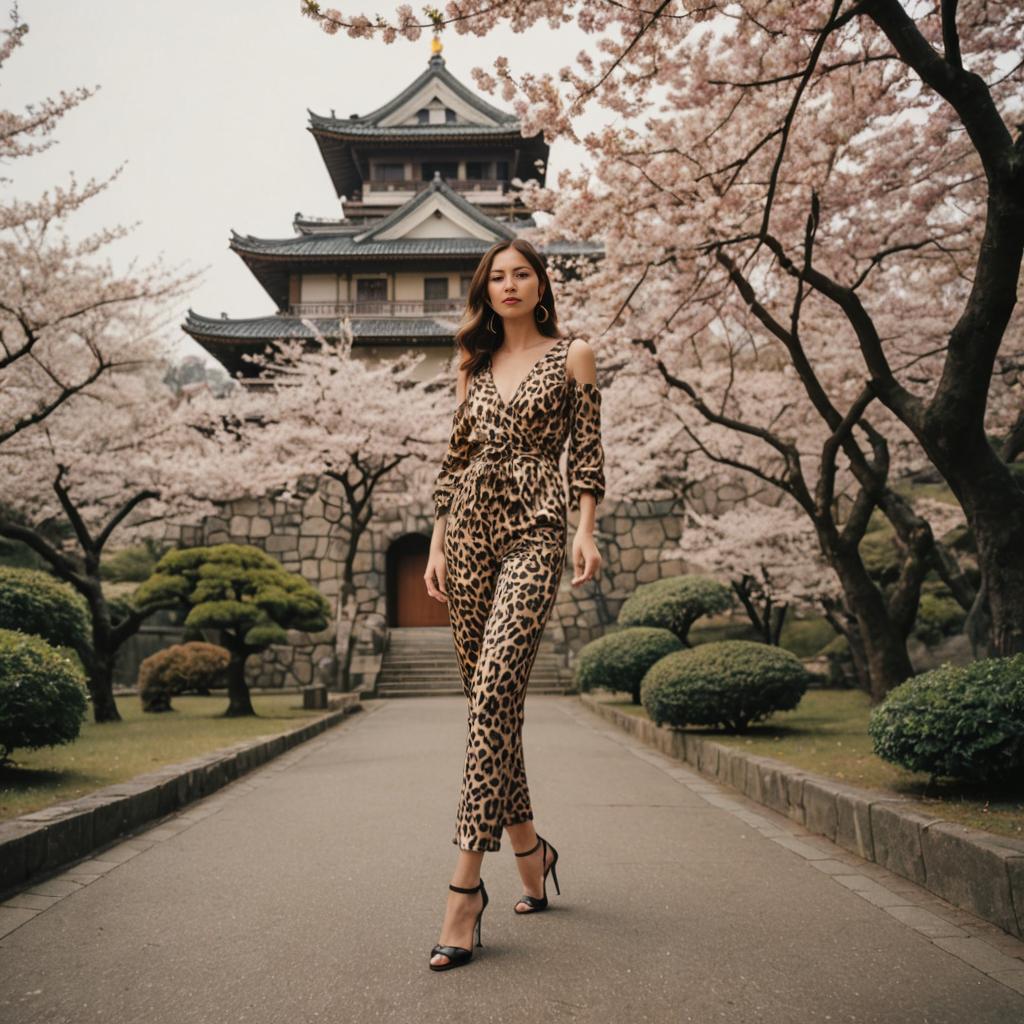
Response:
[428, 879, 489, 971]
[513, 834, 560, 913]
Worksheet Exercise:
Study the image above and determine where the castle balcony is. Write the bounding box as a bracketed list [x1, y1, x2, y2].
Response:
[360, 178, 508, 203]
[290, 298, 466, 318]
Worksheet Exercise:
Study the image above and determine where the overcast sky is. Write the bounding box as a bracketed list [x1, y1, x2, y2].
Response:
[5, 1, 606, 363]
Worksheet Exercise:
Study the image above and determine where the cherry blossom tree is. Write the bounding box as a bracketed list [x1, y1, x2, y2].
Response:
[0, 6, 197, 447]
[301, 2, 1024, 665]
[678, 504, 839, 644]
[0, 356, 228, 722]
[186, 318, 455, 690]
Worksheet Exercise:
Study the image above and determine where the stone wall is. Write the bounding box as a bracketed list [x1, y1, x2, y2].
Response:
[161, 473, 759, 689]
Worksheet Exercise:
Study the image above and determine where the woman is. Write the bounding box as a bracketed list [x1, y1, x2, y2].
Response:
[423, 237, 606, 970]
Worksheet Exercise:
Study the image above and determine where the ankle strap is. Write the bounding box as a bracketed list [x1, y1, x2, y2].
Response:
[514, 836, 543, 857]
[449, 880, 483, 894]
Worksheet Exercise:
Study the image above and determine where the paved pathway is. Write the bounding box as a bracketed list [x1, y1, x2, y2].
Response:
[2, 696, 1023, 1023]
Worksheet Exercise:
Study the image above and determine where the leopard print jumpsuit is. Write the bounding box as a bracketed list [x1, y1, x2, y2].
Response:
[431, 335, 606, 852]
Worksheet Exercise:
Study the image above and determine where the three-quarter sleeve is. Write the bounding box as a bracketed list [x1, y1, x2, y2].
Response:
[567, 379, 606, 511]
[432, 398, 472, 519]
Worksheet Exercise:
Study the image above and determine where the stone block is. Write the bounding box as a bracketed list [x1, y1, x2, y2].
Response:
[0, 821, 47, 891]
[27, 810, 94, 872]
[305, 517, 330, 537]
[636, 562, 660, 584]
[783, 773, 808, 825]
[741, 755, 777, 804]
[1007, 856, 1024, 939]
[633, 520, 666, 546]
[920, 822, 1024, 939]
[620, 548, 643, 572]
[832, 784, 879, 861]
[70, 794, 131, 847]
[870, 802, 941, 886]
[698, 739, 719, 776]
[802, 778, 838, 842]
[265, 534, 297, 553]
[758, 762, 791, 817]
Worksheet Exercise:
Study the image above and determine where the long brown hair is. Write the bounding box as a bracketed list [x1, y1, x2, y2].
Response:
[453, 238, 563, 376]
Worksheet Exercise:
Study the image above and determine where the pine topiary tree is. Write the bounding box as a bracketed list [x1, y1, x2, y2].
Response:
[134, 544, 330, 717]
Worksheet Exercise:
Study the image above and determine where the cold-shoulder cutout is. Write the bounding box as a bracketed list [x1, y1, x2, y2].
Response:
[565, 337, 597, 387]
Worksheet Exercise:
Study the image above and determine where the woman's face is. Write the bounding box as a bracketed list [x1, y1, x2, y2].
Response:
[487, 247, 544, 324]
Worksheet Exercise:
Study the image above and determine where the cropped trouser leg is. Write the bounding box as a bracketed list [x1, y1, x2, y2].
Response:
[444, 514, 565, 853]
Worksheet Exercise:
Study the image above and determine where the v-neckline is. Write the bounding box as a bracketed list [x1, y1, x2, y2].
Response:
[487, 337, 566, 411]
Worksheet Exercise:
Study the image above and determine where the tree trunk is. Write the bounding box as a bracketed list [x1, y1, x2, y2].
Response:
[84, 582, 122, 723]
[823, 539, 916, 702]
[223, 647, 257, 717]
[87, 649, 122, 722]
[954, 456, 1024, 656]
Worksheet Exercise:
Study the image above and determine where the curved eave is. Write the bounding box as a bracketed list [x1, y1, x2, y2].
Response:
[183, 311, 457, 376]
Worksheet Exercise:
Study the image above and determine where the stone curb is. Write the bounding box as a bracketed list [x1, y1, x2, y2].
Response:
[579, 694, 1024, 940]
[0, 694, 361, 896]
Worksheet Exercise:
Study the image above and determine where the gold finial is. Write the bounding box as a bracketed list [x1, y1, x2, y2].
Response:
[431, 35, 442, 56]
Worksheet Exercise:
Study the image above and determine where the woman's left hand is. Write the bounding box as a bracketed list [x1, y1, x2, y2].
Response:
[571, 529, 602, 586]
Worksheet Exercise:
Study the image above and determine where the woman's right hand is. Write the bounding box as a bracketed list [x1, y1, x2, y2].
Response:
[424, 546, 448, 603]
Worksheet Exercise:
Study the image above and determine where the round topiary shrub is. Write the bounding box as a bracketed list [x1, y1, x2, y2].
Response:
[867, 654, 1024, 784]
[640, 639, 811, 732]
[0, 566, 92, 664]
[617, 575, 732, 644]
[575, 627, 683, 704]
[138, 642, 230, 712]
[0, 628, 89, 765]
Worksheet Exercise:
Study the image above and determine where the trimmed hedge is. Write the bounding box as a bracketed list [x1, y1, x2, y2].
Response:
[0, 566, 91, 663]
[617, 575, 732, 644]
[641, 639, 811, 732]
[868, 653, 1024, 783]
[0, 628, 89, 765]
[138, 642, 230, 712]
[574, 627, 682, 704]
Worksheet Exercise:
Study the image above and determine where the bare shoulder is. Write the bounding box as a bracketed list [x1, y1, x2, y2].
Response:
[455, 362, 471, 405]
[565, 337, 597, 385]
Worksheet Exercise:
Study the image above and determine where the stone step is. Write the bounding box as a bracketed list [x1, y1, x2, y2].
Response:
[377, 686, 576, 698]
[381, 657, 565, 669]
[374, 667, 569, 684]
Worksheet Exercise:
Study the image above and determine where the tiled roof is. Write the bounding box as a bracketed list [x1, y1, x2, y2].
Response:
[307, 120, 522, 139]
[355, 176, 517, 242]
[231, 233, 501, 258]
[183, 311, 455, 341]
[309, 53, 518, 132]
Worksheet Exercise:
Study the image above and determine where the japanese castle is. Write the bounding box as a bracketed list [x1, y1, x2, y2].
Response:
[183, 37, 602, 379]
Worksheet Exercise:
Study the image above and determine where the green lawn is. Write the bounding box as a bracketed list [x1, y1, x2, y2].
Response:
[0, 693, 328, 821]
[601, 689, 1024, 840]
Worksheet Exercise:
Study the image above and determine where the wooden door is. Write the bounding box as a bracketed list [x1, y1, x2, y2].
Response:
[390, 533, 450, 626]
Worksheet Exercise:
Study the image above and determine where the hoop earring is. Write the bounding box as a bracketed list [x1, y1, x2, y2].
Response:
[487, 311, 498, 334]
[535, 303, 549, 323]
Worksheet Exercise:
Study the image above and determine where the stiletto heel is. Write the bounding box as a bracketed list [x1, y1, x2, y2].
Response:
[429, 879, 488, 971]
[513, 834, 560, 913]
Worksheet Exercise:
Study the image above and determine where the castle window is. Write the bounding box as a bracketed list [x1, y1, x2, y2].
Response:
[375, 162, 405, 181]
[424, 278, 449, 304]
